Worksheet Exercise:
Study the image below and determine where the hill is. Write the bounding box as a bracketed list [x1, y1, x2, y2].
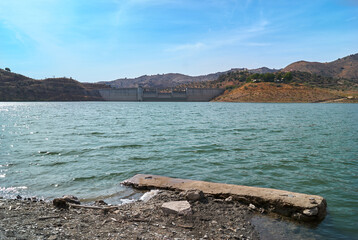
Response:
[178, 69, 358, 103]
[283, 53, 358, 80]
[100, 67, 278, 89]
[213, 82, 353, 103]
[0, 69, 108, 101]
[100, 72, 225, 88]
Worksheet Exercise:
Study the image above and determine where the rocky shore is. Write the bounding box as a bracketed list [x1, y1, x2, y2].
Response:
[0, 190, 259, 240]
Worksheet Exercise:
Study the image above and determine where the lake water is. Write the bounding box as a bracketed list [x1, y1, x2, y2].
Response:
[1, 102, 357, 239]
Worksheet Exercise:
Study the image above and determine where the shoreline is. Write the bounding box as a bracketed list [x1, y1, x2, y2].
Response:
[0, 190, 259, 240]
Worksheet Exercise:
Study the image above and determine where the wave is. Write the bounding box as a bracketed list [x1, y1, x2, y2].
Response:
[72, 172, 124, 182]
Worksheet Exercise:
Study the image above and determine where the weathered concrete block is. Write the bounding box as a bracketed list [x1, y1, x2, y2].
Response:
[161, 201, 192, 215]
[122, 174, 327, 222]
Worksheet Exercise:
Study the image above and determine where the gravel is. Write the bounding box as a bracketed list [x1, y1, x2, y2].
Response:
[0, 191, 260, 240]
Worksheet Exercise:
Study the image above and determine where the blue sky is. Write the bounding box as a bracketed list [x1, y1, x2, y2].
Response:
[0, 0, 357, 82]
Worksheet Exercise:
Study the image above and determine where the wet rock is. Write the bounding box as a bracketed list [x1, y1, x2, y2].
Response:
[185, 190, 204, 202]
[161, 201, 192, 215]
[16, 195, 22, 200]
[303, 207, 318, 216]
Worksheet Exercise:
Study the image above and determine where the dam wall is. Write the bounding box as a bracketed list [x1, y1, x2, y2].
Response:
[186, 88, 225, 102]
[98, 88, 140, 101]
[99, 87, 224, 102]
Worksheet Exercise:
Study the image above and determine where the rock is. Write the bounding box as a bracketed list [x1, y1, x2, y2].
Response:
[185, 190, 204, 202]
[48, 235, 58, 240]
[94, 200, 108, 206]
[249, 204, 256, 210]
[53, 198, 69, 209]
[303, 207, 318, 216]
[225, 196, 234, 203]
[62, 195, 80, 205]
[161, 201, 192, 215]
[16, 195, 22, 200]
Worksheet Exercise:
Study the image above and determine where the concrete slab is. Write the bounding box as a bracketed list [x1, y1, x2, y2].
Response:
[122, 174, 327, 222]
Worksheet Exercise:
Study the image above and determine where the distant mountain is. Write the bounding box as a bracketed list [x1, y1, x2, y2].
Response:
[248, 67, 280, 74]
[100, 67, 279, 89]
[100, 72, 226, 89]
[283, 53, 358, 80]
[0, 68, 108, 101]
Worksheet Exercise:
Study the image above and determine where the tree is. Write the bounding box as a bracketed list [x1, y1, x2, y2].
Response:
[263, 73, 275, 82]
[5, 67, 11, 72]
[283, 72, 293, 82]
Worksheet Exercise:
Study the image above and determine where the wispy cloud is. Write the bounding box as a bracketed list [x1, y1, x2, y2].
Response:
[166, 42, 206, 52]
[165, 18, 271, 53]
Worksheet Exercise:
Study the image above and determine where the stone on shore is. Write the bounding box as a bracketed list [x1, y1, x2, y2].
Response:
[161, 201, 192, 215]
[53, 195, 80, 209]
[184, 190, 205, 202]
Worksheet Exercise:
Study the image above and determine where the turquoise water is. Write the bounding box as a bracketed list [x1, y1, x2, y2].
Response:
[1, 102, 357, 239]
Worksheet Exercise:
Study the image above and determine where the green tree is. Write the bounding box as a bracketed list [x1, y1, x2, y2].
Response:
[283, 72, 293, 82]
[263, 73, 275, 82]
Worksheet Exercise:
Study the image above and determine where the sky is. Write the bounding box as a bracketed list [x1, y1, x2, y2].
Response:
[0, 0, 357, 82]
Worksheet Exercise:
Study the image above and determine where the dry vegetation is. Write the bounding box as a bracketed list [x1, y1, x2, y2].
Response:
[214, 82, 352, 103]
[0, 69, 109, 101]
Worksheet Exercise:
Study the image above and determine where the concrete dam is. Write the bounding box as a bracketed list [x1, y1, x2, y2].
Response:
[99, 87, 225, 102]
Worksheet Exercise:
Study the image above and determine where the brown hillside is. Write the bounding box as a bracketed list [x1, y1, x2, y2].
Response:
[283, 54, 358, 80]
[214, 82, 347, 103]
[0, 69, 108, 101]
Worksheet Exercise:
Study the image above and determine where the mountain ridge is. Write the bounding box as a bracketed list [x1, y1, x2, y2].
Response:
[100, 67, 279, 89]
[283, 53, 358, 80]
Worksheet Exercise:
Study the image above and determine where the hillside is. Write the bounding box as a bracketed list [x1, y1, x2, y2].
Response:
[179, 69, 358, 103]
[100, 67, 278, 89]
[100, 72, 225, 88]
[283, 53, 358, 80]
[213, 82, 354, 103]
[0, 69, 108, 101]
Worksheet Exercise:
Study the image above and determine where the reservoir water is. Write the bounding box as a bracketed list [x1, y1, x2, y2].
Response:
[1, 102, 357, 239]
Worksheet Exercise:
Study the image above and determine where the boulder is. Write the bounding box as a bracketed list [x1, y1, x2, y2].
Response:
[161, 201, 192, 215]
